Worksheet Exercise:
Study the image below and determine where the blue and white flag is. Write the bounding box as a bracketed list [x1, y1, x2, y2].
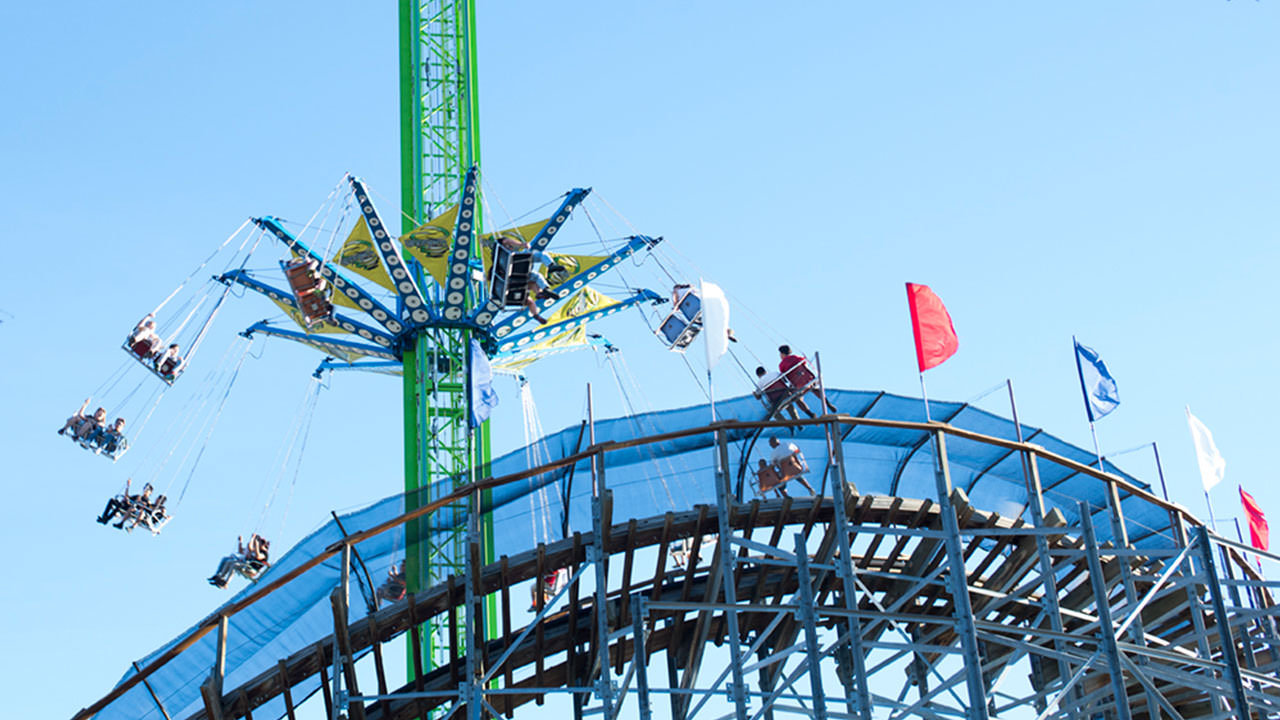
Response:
[470, 339, 499, 427]
[1074, 339, 1119, 422]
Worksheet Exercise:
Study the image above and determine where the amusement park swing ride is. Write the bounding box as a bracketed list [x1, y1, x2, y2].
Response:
[72, 4, 1280, 720]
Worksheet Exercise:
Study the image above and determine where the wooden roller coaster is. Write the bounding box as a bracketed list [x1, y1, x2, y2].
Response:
[77, 416, 1280, 720]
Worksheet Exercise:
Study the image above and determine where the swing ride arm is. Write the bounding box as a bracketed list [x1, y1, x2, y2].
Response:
[438, 166, 480, 322]
[489, 234, 665, 346]
[347, 175, 433, 326]
[493, 288, 664, 357]
[471, 186, 591, 328]
[251, 216, 405, 335]
[216, 269, 398, 349]
[240, 322, 400, 361]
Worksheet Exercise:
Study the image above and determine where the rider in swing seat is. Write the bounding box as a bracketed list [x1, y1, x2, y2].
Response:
[154, 343, 184, 379]
[530, 567, 569, 611]
[127, 314, 162, 359]
[769, 436, 815, 495]
[778, 345, 837, 415]
[377, 561, 407, 603]
[754, 366, 801, 421]
[91, 417, 129, 457]
[97, 480, 153, 529]
[60, 399, 109, 440]
[208, 534, 271, 588]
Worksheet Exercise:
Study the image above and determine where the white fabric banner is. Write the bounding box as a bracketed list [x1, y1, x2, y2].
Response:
[1186, 407, 1225, 492]
[700, 279, 730, 370]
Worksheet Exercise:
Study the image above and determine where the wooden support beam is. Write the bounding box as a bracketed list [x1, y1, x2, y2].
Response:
[330, 587, 365, 720]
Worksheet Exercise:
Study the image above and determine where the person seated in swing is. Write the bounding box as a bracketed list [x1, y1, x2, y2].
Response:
[778, 345, 837, 415]
[754, 366, 801, 420]
[91, 417, 129, 457]
[208, 534, 271, 588]
[754, 458, 786, 497]
[58, 399, 102, 438]
[97, 480, 152, 529]
[153, 343, 184, 379]
[127, 314, 162, 359]
[768, 436, 815, 495]
[135, 494, 170, 532]
[377, 560, 407, 603]
[529, 567, 568, 611]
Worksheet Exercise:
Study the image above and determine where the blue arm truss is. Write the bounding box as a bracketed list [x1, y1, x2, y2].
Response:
[488, 235, 663, 338]
[347, 176, 431, 326]
[439, 166, 479, 322]
[217, 270, 397, 349]
[471, 187, 591, 328]
[240, 322, 399, 361]
[493, 289, 662, 354]
[314, 359, 404, 378]
[252, 216, 405, 335]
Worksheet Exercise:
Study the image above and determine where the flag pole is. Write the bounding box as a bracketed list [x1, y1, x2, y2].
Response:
[1150, 442, 1170, 502]
[919, 372, 932, 423]
[1088, 421, 1104, 471]
[1203, 490, 1218, 533]
[1073, 336, 1106, 470]
[1006, 379, 1024, 444]
[708, 368, 716, 423]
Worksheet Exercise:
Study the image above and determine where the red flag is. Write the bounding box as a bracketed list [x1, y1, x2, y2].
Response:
[906, 283, 959, 372]
[1239, 486, 1269, 551]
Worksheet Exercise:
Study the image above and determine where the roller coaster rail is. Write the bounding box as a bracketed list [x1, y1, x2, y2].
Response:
[75, 413, 1280, 720]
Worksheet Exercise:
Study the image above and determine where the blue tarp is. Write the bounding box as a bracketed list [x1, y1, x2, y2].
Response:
[98, 389, 1174, 720]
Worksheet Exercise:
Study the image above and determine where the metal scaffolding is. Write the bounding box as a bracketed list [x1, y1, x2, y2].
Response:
[78, 414, 1280, 720]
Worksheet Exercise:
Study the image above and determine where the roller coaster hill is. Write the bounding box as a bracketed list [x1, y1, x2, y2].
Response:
[73, 186, 1280, 718]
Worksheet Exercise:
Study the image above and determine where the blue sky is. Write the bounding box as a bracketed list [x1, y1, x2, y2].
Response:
[2, 3, 1279, 718]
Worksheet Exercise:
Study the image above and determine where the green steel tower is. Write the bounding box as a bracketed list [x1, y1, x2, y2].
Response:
[398, 0, 491, 676]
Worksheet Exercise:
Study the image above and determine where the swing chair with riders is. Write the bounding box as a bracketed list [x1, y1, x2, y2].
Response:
[95, 479, 172, 534]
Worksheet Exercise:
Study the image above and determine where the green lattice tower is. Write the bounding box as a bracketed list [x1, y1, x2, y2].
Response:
[398, 0, 495, 679]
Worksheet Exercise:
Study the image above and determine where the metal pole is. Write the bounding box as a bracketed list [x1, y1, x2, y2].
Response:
[793, 533, 829, 720]
[1020, 450, 1075, 706]
[919, 372, 932, 423]
[335, 544, 351, 720]
[1005, 379, 1024, 443]
[1194, 526, 1252, 719]
[823, 416, 872, 720]
[632, 596, 653, 720]
[931, 430, 990, 720]
[1150, 442, 1170, 502]
[1079, 502, 1133, 720]
[588, 383, 614, 716]
[714, 428, 750, 720]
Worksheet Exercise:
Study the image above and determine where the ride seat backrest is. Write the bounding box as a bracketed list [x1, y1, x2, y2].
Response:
[783, 360, 816, 389]
[490, 245, 533, 307]
[675, 291, 702, 324]
[778, 454, 806, 478]
[756, 464, 783, 492]
[658, 312, 702, 350]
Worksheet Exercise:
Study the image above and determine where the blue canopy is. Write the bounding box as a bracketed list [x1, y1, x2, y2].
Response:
[97, 389, 1174, 720]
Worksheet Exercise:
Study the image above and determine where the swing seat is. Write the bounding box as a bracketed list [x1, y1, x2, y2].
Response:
[236, 560, 268, 581]
[777, 454, 808, 482]
[673, 289, 702, 324]
[781, 359, 816, 390]
[489, 245, 534, 307]
[657, 313, 702, 352]
[755, 465, 784, 494]
[282, 259, 334, 326]
[128, 337, 158, 359]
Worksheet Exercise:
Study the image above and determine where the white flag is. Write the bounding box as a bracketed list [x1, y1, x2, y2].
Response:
[700, 279, 730, 370]
[1186, 407, 1225, 492]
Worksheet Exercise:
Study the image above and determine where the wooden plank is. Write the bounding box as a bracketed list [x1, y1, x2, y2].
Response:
[277, 659, 296, 720]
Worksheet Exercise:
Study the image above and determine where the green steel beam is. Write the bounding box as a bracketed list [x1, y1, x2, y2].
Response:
[399, 0, 495, 699]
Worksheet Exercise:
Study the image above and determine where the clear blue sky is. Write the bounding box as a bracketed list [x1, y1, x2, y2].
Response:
[2, 3, 1279, 718]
